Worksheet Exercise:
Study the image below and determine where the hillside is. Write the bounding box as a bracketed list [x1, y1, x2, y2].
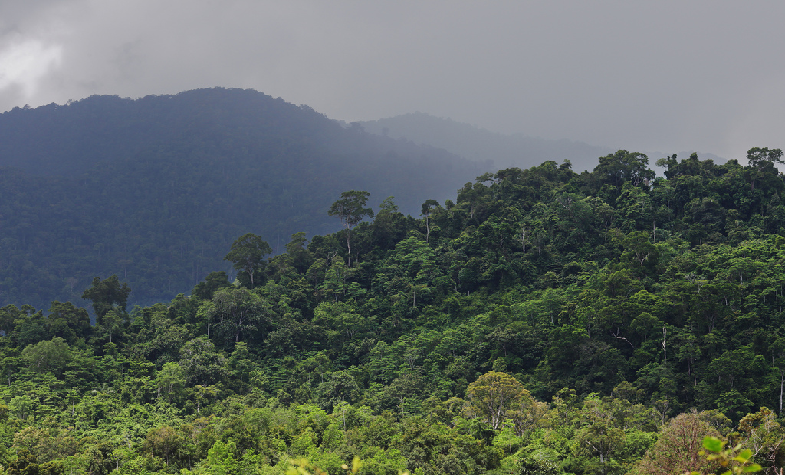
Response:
[0, 88, 485, 309]
[1, 150, 784, 473]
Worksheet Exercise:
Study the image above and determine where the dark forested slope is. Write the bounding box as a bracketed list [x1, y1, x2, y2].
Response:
[0, 88, 483, 309]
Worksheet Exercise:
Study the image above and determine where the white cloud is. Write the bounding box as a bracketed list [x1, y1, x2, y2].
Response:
[1, 0, 785, 159]
[0, 39, 63, 98]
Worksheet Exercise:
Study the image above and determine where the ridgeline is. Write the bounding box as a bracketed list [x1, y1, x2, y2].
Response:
[0, 88, 483, 309]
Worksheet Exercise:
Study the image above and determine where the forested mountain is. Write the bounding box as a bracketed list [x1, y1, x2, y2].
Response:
[1, 148, 785, 474]
[0, 89, 484, 309]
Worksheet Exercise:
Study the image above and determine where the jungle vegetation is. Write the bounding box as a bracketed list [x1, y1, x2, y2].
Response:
[2, 147, 785, 473]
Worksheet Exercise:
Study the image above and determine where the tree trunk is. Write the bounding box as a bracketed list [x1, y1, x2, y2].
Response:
[346, 232, 352, 267]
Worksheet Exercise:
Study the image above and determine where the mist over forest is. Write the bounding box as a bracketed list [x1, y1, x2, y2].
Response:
[360, 113, 614, 172]
[360, 112, 729, 174]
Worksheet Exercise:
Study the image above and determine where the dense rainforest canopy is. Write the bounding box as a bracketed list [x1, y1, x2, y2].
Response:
[2, 147, 785, 474]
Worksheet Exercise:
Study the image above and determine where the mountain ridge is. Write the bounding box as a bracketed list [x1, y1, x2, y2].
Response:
[0, 88, 485, 309]
[359, 111, 728, 171]
[359, 111, 614, 171]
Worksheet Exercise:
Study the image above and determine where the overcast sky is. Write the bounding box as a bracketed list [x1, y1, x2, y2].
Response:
[1, 0, 783, 161]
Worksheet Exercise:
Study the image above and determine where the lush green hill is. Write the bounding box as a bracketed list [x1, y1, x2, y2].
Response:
[0, 88, 484, 309]
[1, 149, 784, 474]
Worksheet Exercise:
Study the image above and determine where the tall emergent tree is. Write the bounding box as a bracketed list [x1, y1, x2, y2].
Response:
[746, 147, 783, 190]
[81, 275, 131, 322]
[466, 371, 527, 430]
[224, 233, 272, 288]
[328, 190, 374, 267]
[201, 287, 267, 344]
[421, 199, 440, 243]
[747, 146, 784, 169]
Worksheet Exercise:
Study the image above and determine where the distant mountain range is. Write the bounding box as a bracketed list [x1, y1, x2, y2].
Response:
[359, 112, 614, 172]
[0, 88, 484, 309]
[359, 112, 727, 171]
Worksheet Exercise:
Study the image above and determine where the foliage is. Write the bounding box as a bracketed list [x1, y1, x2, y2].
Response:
[689, 436, 762, 475]
[82, 275, 131, 320]
[0, 147, 785, 473]
[225, 234, 272, 289]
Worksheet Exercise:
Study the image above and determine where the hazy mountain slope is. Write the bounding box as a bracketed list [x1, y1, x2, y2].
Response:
[360, 112, 615, 172]
[360, 112, 730, 172]
[0, 88, 484, 309]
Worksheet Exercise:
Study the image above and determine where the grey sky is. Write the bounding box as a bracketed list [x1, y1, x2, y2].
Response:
[1, 1, 783, 161]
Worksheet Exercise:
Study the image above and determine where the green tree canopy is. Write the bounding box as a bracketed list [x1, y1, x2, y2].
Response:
[466, 371, 527, 430]
[328, 190, 374, 266]
[81, 275, 131, 321]
[224, 233, 272, 288]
